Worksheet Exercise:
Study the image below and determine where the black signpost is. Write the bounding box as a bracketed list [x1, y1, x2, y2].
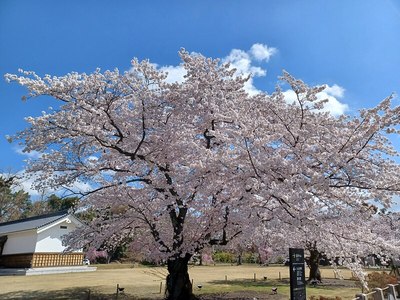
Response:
[289, 248, 306, 300]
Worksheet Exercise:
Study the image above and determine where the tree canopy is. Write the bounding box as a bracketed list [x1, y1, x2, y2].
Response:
[0, 176, 31, 222]
[6, 50, 400, 300]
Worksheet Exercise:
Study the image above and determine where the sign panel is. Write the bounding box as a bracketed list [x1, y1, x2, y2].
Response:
[289, 248, 306, 300]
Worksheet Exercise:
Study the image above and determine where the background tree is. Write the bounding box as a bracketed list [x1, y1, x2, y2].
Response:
[0, 175, 31, 222]
[24, 194, 79, 217]
[46, 194, 79, 212]
[238, 71, 400, 285]
[253, 206, 400, 288]
[26, 200, 49, 217]
[6, 51, 400, 299]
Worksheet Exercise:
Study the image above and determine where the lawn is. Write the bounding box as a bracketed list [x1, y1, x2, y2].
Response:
[0, 264, 362, 299]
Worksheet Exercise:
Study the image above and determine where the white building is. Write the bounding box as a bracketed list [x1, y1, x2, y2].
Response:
[0, 211, 84, 268]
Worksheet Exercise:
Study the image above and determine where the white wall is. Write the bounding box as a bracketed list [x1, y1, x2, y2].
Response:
[2, 230, 37, 255]
[35, 220, 81, 253]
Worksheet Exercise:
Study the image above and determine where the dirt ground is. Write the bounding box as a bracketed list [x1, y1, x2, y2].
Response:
[0, 265, 358, 300]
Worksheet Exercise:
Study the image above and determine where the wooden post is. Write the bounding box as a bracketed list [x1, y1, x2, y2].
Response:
[372, 288, 384, 300]
[387, 284, 398, 299]
[254, 273, 256, 282]
[355, 293, 367, 300]
[279, 271, 281, 280]
[225, 275, 227, 282]
[159, 282, 163, 294]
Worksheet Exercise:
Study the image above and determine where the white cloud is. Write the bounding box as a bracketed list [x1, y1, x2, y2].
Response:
[159, 65, 186, 83]
[223, 49, 266, 77]
[282, 89, 297, 104]
[222, 45, 277, 95]
[14, 146, 42, 159]
[324, 84, 345, 98]
[316, 86, 348, 116]
[148, 43, 277, 96]
[8, 171, 43, 196]
[243, 78, 262, 96]
[5, 170, 92, 199]
[249, 43, 277, 62]
[66, 179, 92, 195]
[0, 172, 36, 195]
[282, 84, 348, 116]
[136, 43, 349, 114]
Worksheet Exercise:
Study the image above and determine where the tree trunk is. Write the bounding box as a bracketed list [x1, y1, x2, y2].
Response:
[165, 255, 196, 300]
[308, 248, 322, 282]
[237, 253, 242, 265]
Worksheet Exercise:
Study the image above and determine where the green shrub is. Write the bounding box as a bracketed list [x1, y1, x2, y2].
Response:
[243, 252, 257, 263]
[141, 260, 159, 266]
[274, 256, 285, 264]
[212, 251, 235, 263]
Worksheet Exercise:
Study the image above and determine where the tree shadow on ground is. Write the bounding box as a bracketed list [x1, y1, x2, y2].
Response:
[210, 278, 357, 289]
[208, 278, 289, 288]
[197, 279, 288, 300]
[198, 290, 287, 300]
[0, 287, 142, 300]
[200, 279, 356, 300]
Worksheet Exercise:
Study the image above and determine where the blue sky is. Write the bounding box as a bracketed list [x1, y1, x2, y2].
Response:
[1, 0, 400, 195]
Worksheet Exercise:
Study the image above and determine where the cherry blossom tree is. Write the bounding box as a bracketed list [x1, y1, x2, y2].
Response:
[254, 206, 400, 287]
[6, 50, 400, 299]
[240, 72, 400, 287]
[6, 50, 255, 300]
[243, 71, 400, 218]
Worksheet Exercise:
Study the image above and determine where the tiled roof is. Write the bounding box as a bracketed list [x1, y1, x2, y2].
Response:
[0, 211, 70, 235]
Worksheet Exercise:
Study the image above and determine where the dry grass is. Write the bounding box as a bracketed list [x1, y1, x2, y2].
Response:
[0, 264, 361, 299]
